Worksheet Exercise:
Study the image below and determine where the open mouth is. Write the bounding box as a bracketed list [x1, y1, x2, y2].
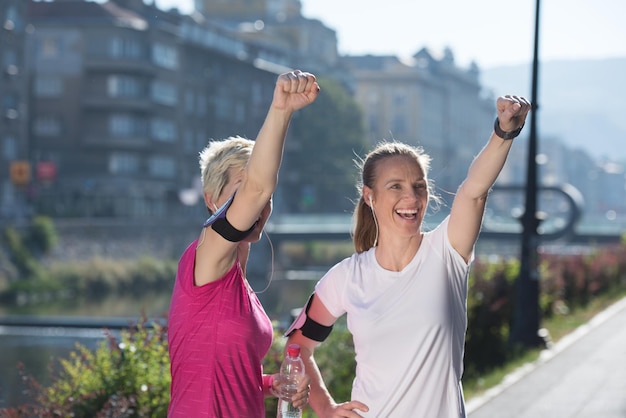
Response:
[396, 209, 418, 220]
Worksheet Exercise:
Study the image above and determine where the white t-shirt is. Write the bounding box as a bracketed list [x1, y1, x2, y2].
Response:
[315, 217, 472, 418]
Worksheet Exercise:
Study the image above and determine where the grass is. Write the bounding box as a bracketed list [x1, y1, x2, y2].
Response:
[463, 289, 626, 401]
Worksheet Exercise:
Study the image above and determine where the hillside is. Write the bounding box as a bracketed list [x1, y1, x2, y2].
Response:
[480, 57, 626, 162]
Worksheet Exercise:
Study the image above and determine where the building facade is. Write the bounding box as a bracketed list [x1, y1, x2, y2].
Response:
[194, 0, 339, 73]
[341, 48, 496, 200]
[0, 0, 29, 220]
[23, 0, 287, 220]
[7, 0, 614, 228]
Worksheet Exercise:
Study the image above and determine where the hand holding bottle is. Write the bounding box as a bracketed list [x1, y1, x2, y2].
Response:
[277, 344, 310, 417]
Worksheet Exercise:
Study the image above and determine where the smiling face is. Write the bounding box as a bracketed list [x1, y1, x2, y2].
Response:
[364, 155, 428, 240]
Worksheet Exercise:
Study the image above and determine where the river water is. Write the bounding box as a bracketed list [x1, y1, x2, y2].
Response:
[0, 275, 317, 409]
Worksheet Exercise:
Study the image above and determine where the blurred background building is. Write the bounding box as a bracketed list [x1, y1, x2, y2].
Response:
[0, 0, 623, 232]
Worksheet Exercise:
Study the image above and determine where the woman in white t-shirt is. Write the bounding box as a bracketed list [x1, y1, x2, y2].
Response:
[284, 95, 531, 417]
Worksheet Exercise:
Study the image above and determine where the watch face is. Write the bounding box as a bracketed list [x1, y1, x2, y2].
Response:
[202, 193, 234, 228]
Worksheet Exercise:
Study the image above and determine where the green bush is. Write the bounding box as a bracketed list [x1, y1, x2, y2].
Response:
[463, 240, 626, 382]
[464, 258, 518, 378]
[6, 317, 170, 417]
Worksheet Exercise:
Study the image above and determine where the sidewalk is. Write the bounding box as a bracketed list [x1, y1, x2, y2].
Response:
[467, 296, 626, 418]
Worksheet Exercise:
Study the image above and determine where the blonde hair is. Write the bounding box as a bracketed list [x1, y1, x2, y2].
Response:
[199, 136, 254, 211]
[352, 141, 437, 253]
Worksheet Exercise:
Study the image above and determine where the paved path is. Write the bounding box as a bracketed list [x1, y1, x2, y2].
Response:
[467, 296, 626, 418]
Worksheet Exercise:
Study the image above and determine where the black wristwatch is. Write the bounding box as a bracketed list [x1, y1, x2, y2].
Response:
[494, 117, 524, 140]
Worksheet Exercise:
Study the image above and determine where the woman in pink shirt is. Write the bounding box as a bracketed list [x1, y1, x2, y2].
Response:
[168, 70, 319, 417]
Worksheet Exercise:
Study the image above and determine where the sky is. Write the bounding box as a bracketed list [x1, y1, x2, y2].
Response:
[153, 0, 626, 69]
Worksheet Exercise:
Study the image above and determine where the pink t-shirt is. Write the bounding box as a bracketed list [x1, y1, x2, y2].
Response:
[167, 240, 273, 417]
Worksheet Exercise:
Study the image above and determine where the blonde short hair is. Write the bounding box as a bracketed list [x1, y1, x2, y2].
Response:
[199, 136, 254, 205]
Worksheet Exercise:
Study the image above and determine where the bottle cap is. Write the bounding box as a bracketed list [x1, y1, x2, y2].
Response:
[287, 343, 300, 357]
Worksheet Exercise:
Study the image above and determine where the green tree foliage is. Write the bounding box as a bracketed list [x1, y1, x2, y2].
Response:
[26, 216, 58, 257]
[283, 77, 369, 213]
[2, 226, 44, 281]
[0, 216, 57, 283]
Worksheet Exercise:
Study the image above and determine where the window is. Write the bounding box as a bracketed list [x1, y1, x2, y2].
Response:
[5, 6, 22, 31]
[3, 94, 17, 110]
[109, 114, 146, 137]
[109, 114, 134, 137]
[2, 136, 17, 159]
[148, 156, 176, 178]
[34, 116, 61, 136]
[109, 152, 139, 174]
[35, 76, 63, 97]
[150, 118, 176, 142]
[40, 38, 59, 58]
[151, 80, 178, 106]
[108, 75, 141, 98]
[110, 37, 142, 59]
[152, 43, 179, 70]
[184, 90, 194, 114]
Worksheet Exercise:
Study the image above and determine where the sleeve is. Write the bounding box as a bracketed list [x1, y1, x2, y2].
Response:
[313, 259, 350, 319]
[425, 216, 471, 301]
[282, 260, 349, 338]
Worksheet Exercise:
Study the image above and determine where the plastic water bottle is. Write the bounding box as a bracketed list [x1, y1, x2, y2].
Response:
[277, 343, 305, 418]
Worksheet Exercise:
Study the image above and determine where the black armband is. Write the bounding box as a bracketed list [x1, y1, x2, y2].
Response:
[211, 216, 255, 242]
[285, 294, 334, 342]
[300, 314, 334, 342]
[202, 193, 255, 242]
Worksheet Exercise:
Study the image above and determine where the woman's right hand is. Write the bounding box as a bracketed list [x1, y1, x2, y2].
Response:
[325, 400, 369, 417]
[272, 70, 320, 113]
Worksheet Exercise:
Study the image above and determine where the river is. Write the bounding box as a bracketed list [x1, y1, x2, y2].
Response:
[0, 274, 318, 409]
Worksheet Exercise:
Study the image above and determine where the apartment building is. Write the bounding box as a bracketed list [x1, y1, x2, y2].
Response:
[8, 0, 585, 223]
[194, 0, 339, 73]
[24, 0, 286, 219]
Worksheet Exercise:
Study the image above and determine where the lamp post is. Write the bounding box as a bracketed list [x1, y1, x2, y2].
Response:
[509, 0, 546, 348]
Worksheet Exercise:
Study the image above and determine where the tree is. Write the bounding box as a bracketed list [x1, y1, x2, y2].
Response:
[281, 77, 368, 214]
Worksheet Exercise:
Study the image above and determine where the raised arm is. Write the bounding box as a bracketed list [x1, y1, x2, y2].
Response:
[230, 70, 320, 231]
[196, 71, 319, 285]
[448, 95, 531, 261]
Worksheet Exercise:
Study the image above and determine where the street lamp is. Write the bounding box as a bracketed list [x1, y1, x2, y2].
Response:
[509, 0, 546, 348]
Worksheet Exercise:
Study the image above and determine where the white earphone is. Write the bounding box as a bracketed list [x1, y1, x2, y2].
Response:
[369, 195, 379, 247]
